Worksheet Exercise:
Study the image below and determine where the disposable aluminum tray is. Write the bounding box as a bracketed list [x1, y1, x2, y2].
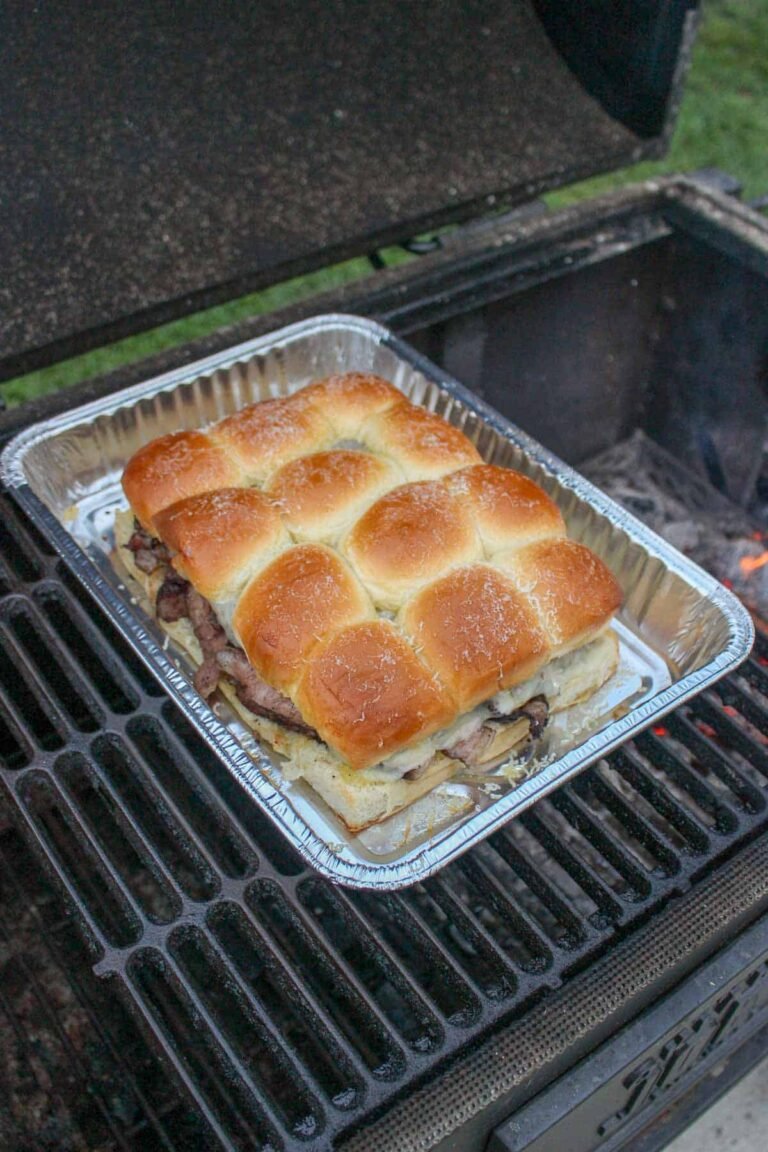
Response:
[1, 315, 754, 888]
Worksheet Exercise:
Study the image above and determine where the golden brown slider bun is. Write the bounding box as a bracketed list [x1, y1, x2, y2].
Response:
[448, 465, 566, 556]
[302, 372, 403, 438]
[296, 620, 456, 771]
[496, 539, 623, 654]
[401, 564, 548, 711]
[214, 395, 332, 483]
[363, 401, 481, 481]
[121, 430, 244, 532]
[342, 480, 481, 609]
[153, 488, 288, 603]
[267, 450, 402, 543]
[234, 544, 374, 696]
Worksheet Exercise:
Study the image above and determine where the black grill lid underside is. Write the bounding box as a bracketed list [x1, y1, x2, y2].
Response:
[0, 0, 693, 377]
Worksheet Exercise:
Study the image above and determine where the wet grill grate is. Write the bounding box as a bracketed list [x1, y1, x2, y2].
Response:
[0, 484, 767, 1151]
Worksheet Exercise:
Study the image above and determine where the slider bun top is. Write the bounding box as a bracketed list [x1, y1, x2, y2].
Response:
[234, 544, 374, 695]
[496, 538, 622, 654]
[153, 488, 287, 603]
[448, 464, 566, 555]
[400, 564, 548, 711]
[296, 620, 456, 771]
[342, 479, 482, 609]
[214, 395, 333, 483]
[363, 401, 482, 480]
[302, 372, 403, 438]
[122, 430, 244, 532]
[267, 450, 402, 543]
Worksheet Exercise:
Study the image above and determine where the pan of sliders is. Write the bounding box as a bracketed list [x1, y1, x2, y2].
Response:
[1, 315, 754, 888]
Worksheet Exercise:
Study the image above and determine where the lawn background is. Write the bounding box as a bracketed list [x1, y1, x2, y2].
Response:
[4, 0, 767, 408]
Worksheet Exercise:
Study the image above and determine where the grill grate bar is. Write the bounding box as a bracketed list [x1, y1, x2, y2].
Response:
[551, 786, 654, 900]
[519, 805, 626, 925]
[299, 880, 446, 1052]
[243, 882, 406, 1081]
[413, 877, 519, 1002]
[453, 850, 556, 973]
[206, 901, 364, 1112]
[665, 710, 766, 814]
[689, 692, 768, 779]
[89, 734, 221, 906]
[351, 888, 482, 1028]
[585, 758, 696, 866]
[635, 730, 743, 830]
[193, 920, 346, 1124]
[159, 942, 307, 1146]
[714, 677, 768, 741]
[125, 716, 255, 883]
[615, 739, 732, 842]
[0, 619, 68, 750]
[16, 771, 143, 948]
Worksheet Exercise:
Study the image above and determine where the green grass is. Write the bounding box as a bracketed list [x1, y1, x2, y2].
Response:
[4, 0, 767, 408]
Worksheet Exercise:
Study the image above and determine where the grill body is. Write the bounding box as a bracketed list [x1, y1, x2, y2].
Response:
[1, 179, 767, 1151]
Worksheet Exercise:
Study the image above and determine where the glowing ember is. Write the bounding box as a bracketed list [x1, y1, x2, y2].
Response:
[723, 705, 739, 718]
[739, 552, 768, 575]
[653, 725, 669, 737]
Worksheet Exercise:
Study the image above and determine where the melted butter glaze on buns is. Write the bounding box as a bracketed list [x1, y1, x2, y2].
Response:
[296, 620, 456, 771]
[497, 538, 622, 654]
[342, 479, 481, 609]
[215, 396, 333, 483]
[267, 450, 402, 543]
[301, 372, 403, 438]
[154, 488, 287, 603]
[363, 401, 482, 480]
[401, 564, 548, 711]
[448, 464, 566, 555]
[234, 544, 374, 695]
[122, 430, 244, 532]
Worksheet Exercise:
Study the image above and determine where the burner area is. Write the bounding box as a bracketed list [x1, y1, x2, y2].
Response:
[582, 431, 768, 621]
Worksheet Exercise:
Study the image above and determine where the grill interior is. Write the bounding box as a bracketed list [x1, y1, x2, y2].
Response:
[2, 191, 768, 1150]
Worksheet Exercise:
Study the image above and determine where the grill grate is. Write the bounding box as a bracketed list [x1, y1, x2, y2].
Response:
[0, 486, 767, 1150]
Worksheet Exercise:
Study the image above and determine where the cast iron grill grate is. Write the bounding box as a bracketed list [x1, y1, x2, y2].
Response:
[0, 485, 767, 1151]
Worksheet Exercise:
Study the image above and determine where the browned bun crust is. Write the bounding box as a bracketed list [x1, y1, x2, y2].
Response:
[496, 539, 623, 653]
[234, 544, 374, 695]
[342, 480, 481, 609]
[301, 372, 403, 438]
[267, 450, 402, 543]
[363, 401, 481, 481]
[400, 564, 549, 711]
[153, 488, 288, 603]
[448, 465, 566, 556]
[214, 395, 332, 483]
[295, 620, 456, 771]
[121, 430, 244, 532]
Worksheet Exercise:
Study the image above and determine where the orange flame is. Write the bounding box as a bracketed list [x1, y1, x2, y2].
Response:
[739, 552, 768, 575]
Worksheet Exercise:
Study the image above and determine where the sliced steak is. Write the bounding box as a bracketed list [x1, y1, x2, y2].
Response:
[443, 724, 495, 766]
[216, 647, 315, 736]
[194, 657, 222, 699]
[126, 524, 171, 573]
[186, 588, 227, 657]
[156, 570, 190, 622]
[518, 695, 548, 739]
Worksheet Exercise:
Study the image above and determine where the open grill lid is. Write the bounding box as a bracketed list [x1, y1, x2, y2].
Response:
[0, 0, 697, 379]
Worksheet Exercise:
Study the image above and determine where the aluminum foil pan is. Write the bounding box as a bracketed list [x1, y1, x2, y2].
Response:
[1, 315, 754, 888]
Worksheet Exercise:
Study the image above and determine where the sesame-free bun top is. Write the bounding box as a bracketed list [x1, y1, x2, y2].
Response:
[121, 430, 244, 532]
[496, 538, 622, 654]
[296, 620, 456, 770]
[214, 395, 332, 483]
[267, 450, 402, 543]
[302, 372, 403, 438]
[363, 401, 481, 481]
[448, 465, 566, 556]
[234, 544, 374, 695]
[342, 479, 482, 609]
[400, 564, 548, 711]
[153, 488, 287, 603]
